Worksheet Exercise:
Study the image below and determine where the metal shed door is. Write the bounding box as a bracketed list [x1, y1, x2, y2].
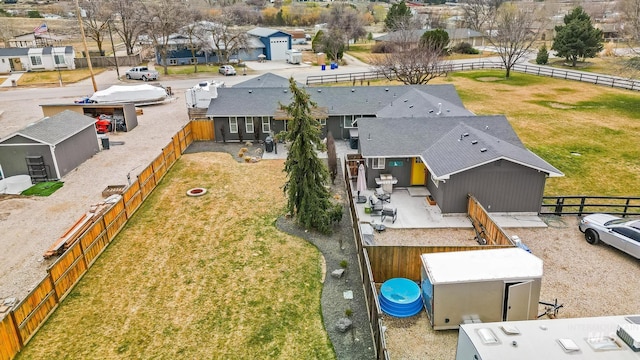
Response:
[504, 281, 532, 321]
[269, 37, 289, 60]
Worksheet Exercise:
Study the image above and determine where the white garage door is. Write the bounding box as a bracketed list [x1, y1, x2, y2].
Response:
[269, 37, 289, 60]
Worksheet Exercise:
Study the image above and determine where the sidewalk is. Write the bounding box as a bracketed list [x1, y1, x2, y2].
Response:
[0, 73, 24, 88]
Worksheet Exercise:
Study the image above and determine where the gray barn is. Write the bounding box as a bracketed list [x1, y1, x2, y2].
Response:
[0, 110, 99, 181]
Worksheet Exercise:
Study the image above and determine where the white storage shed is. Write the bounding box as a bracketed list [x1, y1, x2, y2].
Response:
[420, 248, 543, 330]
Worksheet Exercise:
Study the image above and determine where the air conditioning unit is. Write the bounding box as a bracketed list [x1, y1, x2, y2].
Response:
[617, 323, 640, 351]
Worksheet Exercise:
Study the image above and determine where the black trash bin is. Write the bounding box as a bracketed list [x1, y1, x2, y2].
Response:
[101, 136, 110, 150]
[265, 136, 274, 153]
[349, 129, 359, 149]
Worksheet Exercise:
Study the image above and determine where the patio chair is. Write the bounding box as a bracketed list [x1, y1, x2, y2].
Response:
[369, 196, 383, 214]
[375, 187, 391, 203]
[381, 207, 397, 224]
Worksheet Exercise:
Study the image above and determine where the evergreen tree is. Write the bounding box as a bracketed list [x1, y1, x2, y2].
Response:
[384, 1, 412, 31]
[552, 7, 603, 67]
[281, 78, 341, 234]
[420, 29, 449, 53]
[536, 44, 549, 65]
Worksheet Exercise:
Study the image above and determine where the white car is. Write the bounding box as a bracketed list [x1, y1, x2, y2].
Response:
[579, 213, 640, 259]
[219, 65, 236, 76]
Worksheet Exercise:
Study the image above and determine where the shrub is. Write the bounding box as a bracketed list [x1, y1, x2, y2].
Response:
[371, 42, 395, 54]
[627, 57, 640, 70]
[536, 44, 549, 65]
[451, 42, 478, 54]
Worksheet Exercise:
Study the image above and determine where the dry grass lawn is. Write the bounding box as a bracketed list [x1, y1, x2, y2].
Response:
[16, 153, 335, 359]
[430, 71, 640, 196]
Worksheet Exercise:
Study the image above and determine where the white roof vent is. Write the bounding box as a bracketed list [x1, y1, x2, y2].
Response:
[480, 148, 487, 152]
[471, 140, 478, 145]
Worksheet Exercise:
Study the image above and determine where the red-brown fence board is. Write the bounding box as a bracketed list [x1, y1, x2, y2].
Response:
[104, 200, 127, 241]
[138, 165, 156, 200]
[49, 242, 87, 300]
[80, 221, 109, 267]
[152, 154, 167, 184]
[122, 182, 142, 218]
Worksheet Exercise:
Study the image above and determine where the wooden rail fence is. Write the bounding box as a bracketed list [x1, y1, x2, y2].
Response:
[541, 195, 640, 217]
[0, 123, 194, 360]
[306, 62, 640, 92]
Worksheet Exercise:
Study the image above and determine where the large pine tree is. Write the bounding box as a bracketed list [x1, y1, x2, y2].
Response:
[552, 7, 603, 67]
[281, 78, 340, 234]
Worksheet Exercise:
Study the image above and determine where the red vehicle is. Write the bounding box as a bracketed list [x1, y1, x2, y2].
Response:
[95, 114, 112, 134]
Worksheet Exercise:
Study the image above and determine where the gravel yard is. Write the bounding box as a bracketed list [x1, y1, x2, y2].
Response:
[0, 86, 190, 302]
[380, 215, 640, 359]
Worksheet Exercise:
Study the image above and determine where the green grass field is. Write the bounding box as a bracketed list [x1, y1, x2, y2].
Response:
[16, 154, 334, 360]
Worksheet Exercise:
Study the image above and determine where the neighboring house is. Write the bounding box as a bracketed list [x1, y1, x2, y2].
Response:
[155, 25, 292, 65]
[247, 27, 292, 61]
[0, 110, 99, 181]
[0, 46, 75, 73]
[374, 28, 484, 47]
[205, 73, 563, 214]
[8, 32, 64, 48]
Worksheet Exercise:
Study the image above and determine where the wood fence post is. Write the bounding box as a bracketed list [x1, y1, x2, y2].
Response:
[9, 311, 24, 348]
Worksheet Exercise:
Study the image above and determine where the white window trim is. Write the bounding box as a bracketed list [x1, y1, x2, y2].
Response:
[245, 117, 254, 133]
[229, 117, 238, 133]
[319, 118, 326, 126]
[169, 59, 178, 65]
[53, 54, 65, 65]
[30, 56, 42, 66]
[262, 117, 270, 133]
[372, 157, 385, 170]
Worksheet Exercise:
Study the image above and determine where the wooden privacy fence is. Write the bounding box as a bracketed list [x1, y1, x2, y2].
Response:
[467, 194, 513, 246]
[0, 123, 193, 360]
[540, 195, 640, 217]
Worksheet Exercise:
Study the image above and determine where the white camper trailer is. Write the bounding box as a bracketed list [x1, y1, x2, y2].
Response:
[420, 248, 543, 330]
[185, 80, 224, 109]
[285, 49, 302, 65]
[456, 314, 640, 359]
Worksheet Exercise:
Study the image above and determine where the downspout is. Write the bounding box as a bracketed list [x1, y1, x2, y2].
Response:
[50, 144, 61, 180]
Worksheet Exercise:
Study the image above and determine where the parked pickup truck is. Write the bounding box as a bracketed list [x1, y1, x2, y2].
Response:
[125, 66, 159, 81]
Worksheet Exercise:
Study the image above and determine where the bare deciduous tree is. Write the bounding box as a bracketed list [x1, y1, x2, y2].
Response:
[80, 0, 111, 55]
[325, 4, 366, 50]
[204, 13, 249, 64]
[141, 0, 193, 75]
[109, 0, 145, 55]
[180, 11, 205, 73]
[460, 0, 504, 32]
[619, 0, 640, 53]
[485, 3, 540, 78]
[371, 34, 449, 85]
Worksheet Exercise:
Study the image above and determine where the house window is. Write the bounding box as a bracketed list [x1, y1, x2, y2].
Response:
[169, 59, 178, 65]
[262, 117, 270, 133]
[319, 118, 326, 126]
[245, 118, 254, 133]
[53, 55, 65, 65]
[189, 58, 197, 64]
[30, 56, 42, 66]
[343, 115, 358, 128]
[372, 158, 385, 170]
[229, 117, 238, 133]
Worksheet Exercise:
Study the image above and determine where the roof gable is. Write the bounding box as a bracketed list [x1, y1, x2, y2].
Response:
[5, 110, 96, 146]
[234, 73, 301, 88]
[247, 27, 291, 38]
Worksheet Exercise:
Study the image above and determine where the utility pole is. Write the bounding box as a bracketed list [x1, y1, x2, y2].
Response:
[107, 19, 120, 80]
[74, 0, 97, 92]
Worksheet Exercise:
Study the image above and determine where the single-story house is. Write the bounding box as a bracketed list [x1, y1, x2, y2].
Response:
[205, 73, 563, 214]
[155, 25, 291, 65]
[206, 74, 470, 142]
[357, 117, 563, 214]
[374, 28, 484, 47]
[8, 32, 64, 48]
[0, 110, 99, 182]
[0, 46, 75, 73]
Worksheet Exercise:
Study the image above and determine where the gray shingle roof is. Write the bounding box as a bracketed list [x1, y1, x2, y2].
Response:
[375, 87, 473, 118]
[7, 110, 96, 145]
[358, 117, 562, 179]
[0, 48, 29, 56]
[206, 84, 466, 117]
[234, 72, 301, 88]
[247, 27, 290, 38]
